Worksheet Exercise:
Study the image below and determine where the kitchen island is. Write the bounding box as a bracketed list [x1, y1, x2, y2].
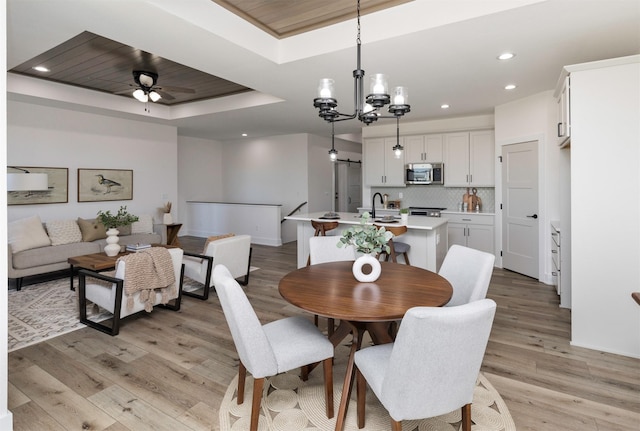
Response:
[285, 212, 448, 271]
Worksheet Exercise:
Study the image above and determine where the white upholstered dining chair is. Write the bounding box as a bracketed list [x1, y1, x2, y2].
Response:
[212, 264, 334, 431]
[78, 247, 184, 336]
[438, 244, 495, 306]
[309, 235, 356, 265]
[354, 299, 497, 431]
[308, 235, 356, 335]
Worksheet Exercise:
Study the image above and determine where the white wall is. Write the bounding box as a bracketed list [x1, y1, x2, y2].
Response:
[177, 135, 224, 228]
[7, 101, 178, 224]
[1, 0, 14, 427]
[494, 91, 558, 280]
[569, 59, 640, 358]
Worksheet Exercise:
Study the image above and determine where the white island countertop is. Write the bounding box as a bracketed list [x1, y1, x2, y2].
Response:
[285, 212, 448, 231]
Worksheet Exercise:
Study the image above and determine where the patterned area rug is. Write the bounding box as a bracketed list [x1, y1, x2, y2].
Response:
[8, 277, 112, 352]
[7, 274, 209, 352]
[219, 345, 516, 431]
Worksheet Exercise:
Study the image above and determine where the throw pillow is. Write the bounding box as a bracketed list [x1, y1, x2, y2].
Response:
[203, 233, 235, 254]
[77, 218, 107, 242]
[8, 215, 51, 253]
[46, 219, 82, 246]
[131, 214, 154, 234]
[116, 224, 132, 236]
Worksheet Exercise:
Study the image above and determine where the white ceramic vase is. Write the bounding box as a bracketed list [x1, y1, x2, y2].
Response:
[352, 253, 382, 282]
[400, 213, 409, 224]
[104, 228, 121, 256]
[163, 213, 173, 224]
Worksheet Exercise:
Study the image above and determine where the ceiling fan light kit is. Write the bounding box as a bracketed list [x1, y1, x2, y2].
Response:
[313, 0, 410, 160]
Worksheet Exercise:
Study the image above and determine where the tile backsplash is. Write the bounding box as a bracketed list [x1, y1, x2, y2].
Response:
[371, 185, 495, 213]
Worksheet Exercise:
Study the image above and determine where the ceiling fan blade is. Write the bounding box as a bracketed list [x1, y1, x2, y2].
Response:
[155, 90, 175, 100]
[157, 85, 196, 94]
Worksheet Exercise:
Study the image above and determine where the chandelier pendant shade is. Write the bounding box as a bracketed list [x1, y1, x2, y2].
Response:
[313, 0, 411, 159]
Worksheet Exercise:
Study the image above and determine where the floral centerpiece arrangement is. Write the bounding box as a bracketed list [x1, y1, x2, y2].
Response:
[96, 205, 139, 229]
[338, 212, 393, 255]
[337, 212, 393, 282]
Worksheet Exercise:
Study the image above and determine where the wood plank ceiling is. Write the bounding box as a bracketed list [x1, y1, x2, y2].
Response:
[8, 0, 410, 105]
[210, 0, 412, 38]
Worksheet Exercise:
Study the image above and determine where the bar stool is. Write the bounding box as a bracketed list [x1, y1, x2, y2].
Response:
[307, 220, 340, 335]
[374, 223, 411, 265]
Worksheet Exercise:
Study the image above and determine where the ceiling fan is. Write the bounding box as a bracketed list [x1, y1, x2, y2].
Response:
[120, 70, 196, 103]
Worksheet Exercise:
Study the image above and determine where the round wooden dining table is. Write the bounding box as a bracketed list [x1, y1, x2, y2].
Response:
[279, 260, 453, 431]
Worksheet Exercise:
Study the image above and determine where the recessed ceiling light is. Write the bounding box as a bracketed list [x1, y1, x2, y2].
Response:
[242, 133, 248, 137]
[497, 52, 515, 60]
[441, 104, 450, 109]
[504, 84, 517, 90]
[33, 66, 50, 72]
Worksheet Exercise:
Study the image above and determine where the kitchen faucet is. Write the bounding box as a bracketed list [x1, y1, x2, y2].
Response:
[371, 192, 384, 219]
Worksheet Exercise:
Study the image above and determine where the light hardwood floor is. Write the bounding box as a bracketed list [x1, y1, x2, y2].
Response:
[8, 237, 640, 430]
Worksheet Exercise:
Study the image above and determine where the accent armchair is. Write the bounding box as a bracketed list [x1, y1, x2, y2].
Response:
[354, 299, 497, 430]
[182, 234, 252, 300]
[78, 247, 184, 336]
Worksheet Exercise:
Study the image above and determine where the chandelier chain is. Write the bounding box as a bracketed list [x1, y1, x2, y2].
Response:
[356, 0, 361, 46]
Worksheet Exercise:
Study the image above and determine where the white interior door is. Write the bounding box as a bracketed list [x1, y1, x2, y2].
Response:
[335, 162, 361, 212]
[502, 141, 539, 279]
[346, 163, 361, 212]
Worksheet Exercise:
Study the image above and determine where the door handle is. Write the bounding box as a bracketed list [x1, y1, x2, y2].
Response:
[526, 214, 538, 219]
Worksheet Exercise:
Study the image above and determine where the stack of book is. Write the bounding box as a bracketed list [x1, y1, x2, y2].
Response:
[125, 243, 152, 252]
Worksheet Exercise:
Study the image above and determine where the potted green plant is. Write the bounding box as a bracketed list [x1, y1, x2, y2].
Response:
[400, 208, 409, 224]
[96, 205, 139, 229]
[96, 206, 139, 256]
[337, 212, 393, 282]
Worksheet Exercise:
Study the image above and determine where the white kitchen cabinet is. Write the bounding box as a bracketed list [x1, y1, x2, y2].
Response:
[404, 134, 443, 163]
[364, 137, 405, 186]
[444, 213, 495, 255]
[556, 76, 571, 147]
[443, 130, 495, 187]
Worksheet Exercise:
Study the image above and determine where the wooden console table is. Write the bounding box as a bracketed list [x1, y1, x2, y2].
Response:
[166, 223, 182, 247]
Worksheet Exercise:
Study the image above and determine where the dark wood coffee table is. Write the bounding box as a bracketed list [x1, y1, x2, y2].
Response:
[68, 252, 121, 291]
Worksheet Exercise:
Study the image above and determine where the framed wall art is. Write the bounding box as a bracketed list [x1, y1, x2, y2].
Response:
[7, 166, 68, 205]
[78, 168, 133, 202]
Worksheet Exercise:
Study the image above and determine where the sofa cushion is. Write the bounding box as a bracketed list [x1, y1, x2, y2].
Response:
[77, 218, 107, 241]
[8, 216, 51, 253]
[131, 214, 153, 234]
[116, 224, 132, 236]
[12, 241, 100, 269]
[46, 219, 82, 246]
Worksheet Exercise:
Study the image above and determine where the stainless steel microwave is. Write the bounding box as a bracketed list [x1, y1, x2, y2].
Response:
[405, 163, 444, 185]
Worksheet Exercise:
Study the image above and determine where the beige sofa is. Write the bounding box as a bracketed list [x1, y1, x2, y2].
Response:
[8, 215, 166, 290]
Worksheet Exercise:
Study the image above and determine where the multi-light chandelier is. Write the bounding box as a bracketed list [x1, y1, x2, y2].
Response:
[313, 0, 411, 161]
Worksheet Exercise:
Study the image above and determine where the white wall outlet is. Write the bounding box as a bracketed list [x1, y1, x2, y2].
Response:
[399, 192, 403, 199]
[436, 233, 440, 244]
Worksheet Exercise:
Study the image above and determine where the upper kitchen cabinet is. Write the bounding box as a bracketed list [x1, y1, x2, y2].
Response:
[364, 137, 406, 187]
[443, 130, 495, 187]
[404, 134, 443, 163]
[556, 75, 571, 147]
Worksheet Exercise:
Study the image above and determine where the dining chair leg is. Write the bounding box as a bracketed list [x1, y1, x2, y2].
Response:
[323, 357, 334, 419]
[250, 377, 265, 431]
[391, 419, 403, 431]
[356, 368, 366, 428]
[301, 365, 309, 381]
[327, 318, 335, 337]
[461, 403, 472, 431]
[237, 361, 247, 404]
